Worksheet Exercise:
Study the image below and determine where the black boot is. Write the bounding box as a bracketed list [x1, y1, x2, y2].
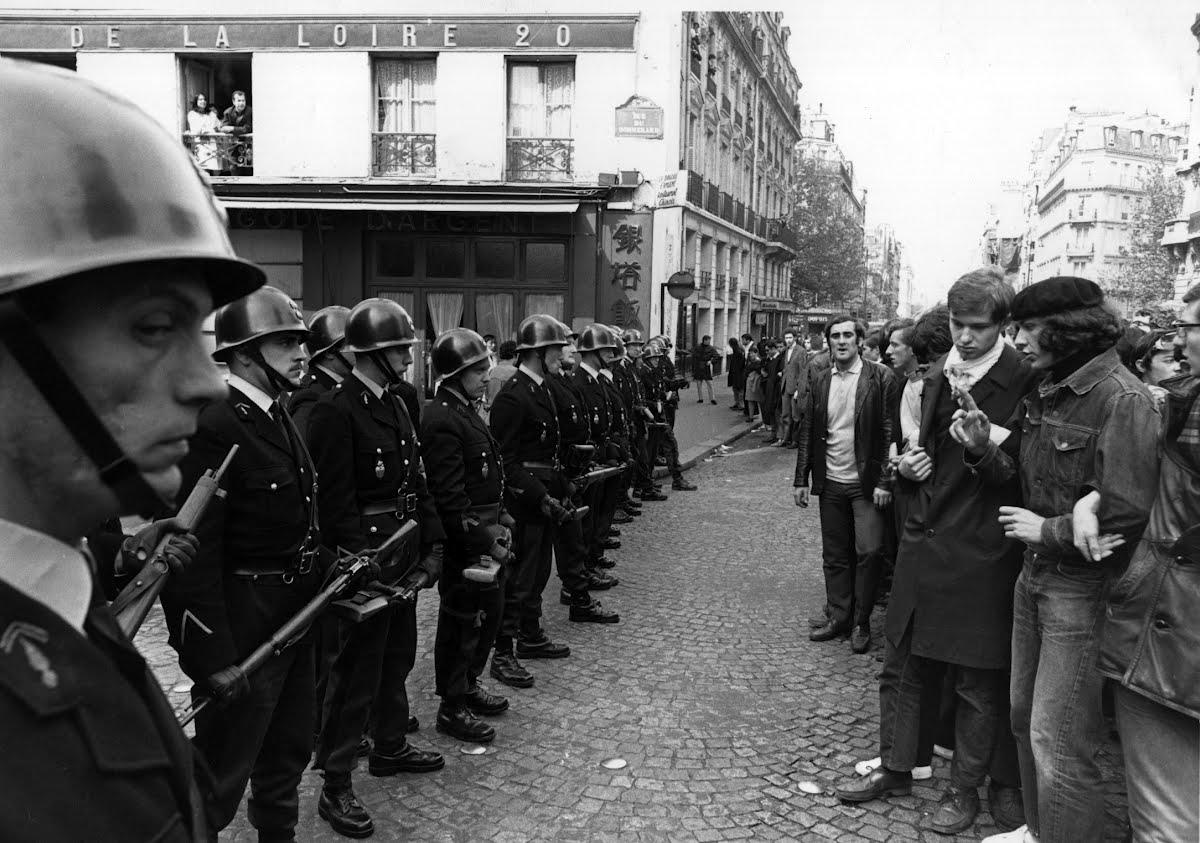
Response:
[464, 683, 509, 716]
[318, 786, 374, 838]
[436, 701, 495, 744]
[585, 570, 618, 590]
[672, 477, 697, 491]
[367, 740, 445, 776]
[490, 645, 534, 688]
[516, 629, 570, 659]
[568, 594, 620, 623]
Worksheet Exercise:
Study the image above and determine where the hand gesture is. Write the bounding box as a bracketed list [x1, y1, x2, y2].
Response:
[898, 447, 933, 482]
[1072, 491, 1125, 562]
[948, 390, 991, 454]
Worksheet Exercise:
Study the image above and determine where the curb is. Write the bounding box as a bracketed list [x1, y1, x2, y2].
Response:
[653, 420, 761, 479]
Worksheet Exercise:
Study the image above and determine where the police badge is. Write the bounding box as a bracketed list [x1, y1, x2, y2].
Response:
[481, 454, 489, 478]
[374, 447, 385, 479]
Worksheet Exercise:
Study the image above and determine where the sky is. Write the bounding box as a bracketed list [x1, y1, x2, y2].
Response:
[786, 0, 1197, 304]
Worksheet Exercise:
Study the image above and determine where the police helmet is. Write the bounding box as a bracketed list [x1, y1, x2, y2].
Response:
[307, 306, 351, 359]
[576, 324, 619, 353]
[213, 286, 307, 361]
[516, 314, 568, 351]
[344, 298, 416, 353]
[432, 327, 491, 379]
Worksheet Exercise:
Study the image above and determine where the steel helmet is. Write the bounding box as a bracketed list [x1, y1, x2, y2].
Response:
[432, 327, 491, 379]
[0, 60, 262, 305]
[608, 326, 627, 356]
[576, 324, 619, 353]
[213, 286, 307, 360]
[307, 305, 351, 359]
[643, 339, 665, 358]
[622, 329, 644, 346]
[516, 314, 569, 351]
[555, 318, 579, 343]
[344, 298, 416, 353]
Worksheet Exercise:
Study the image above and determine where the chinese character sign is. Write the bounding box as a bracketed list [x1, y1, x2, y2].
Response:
[600, 212, 652, 331]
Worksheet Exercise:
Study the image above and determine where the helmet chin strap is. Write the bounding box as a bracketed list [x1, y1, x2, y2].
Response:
[247, 343, 300, 396]
[0, 298, 168, 518]
[370, 349, 408, 390]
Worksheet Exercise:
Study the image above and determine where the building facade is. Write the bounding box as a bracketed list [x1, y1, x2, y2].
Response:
[1, 8, 801, 385]
[1162, 14, 1200, 301]
[863, 224, 901, 322]
[1023, 107, 1185, 291]
[978, 180, 1027, 287]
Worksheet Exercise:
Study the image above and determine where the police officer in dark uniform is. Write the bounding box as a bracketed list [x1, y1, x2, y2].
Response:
[306, 298, 445, 838]
[162, 285, 322, 841]
[421, 328, 515, 743]
[620, 329, 659, 508]
[634, 339, 670, 502]
[605, 327, 641, 524]
[488, 315, 576, 688]
[0, 58, 263, 842]
[653, 336, 698, 492]
[546, 325, 620, 624]
[288, 305, 353, 432]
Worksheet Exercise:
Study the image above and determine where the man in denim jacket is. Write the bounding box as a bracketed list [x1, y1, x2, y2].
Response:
[953, 277, 1159, 843]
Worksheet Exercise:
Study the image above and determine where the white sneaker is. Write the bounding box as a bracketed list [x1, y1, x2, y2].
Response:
[981, 825, 1037, 843]
[933, 743, 955, 760]
[853, 756, 931, 780]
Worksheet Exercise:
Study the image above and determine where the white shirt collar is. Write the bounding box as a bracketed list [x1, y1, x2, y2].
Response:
[580, 362, 600, 380]
[227, 373, 276, 414]
[518, 363, 544, 386]
[0, 518, 91, 631]
[833, 357, 864, 377]
[353, 370, 386, 400]
[598, 367, 614, 381]
[315, 363, 344, 384]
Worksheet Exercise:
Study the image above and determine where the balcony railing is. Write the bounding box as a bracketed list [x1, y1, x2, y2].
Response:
[733, 200, 745, 230]
[719, 191, 734, 223]
[686, 170, 704, 206]
[1067, 243, 1095, 258]
[715, 273, 726, 293]
[699, 270, 713, 295]
[704, 180, 720, 215]
[506, 137, 573, 181]
[766, 218, 801, 253]
[729, 275, 740, 294]
[745, 210, 757, 234]
[372, 132, 436, 176]
[183, 132, 253, 175]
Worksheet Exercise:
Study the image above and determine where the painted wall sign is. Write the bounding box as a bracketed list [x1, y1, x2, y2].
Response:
[600, 211, 652, 330]
[0, 16, 637, 52]
[614, 94, 664, 139]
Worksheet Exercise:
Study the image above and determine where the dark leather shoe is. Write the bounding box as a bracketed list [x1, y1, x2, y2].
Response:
[318, 787, 374, 838]
[600, 538, 621, 550]
[590, 556, 616, 569]
[851, 625, 871, 654]
[612, 510, 633, 524]
[516, 633, 570, 659]
[835, 767, 912, 803]
[988, 782, 1024, 832]
[490, 652, 534, 688]
[924, 784, 980, 835]
[585, 571, 618, 590]
[809, 621, 849, 642]
[569, 597, 620, 623]
[671, 479, 697, 491]
[436, 703, 495, 744]
[807, 609, 831, 629]
[637, 489, 668, 501]
[367, 741, 444, 776]
[464, 686, 509, 716]
[607, 527, 622, 537]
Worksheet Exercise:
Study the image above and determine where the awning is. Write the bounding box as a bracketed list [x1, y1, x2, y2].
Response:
[217, 198, 579, 214]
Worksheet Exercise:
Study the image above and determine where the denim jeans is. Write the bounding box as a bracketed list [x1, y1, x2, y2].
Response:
[817, 480, 884, 628]
[1010, 553, 1110, 843]
[1113, 683, 1199, 843]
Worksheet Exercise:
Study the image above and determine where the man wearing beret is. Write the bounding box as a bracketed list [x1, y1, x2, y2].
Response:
[950, 276, 1160, 843]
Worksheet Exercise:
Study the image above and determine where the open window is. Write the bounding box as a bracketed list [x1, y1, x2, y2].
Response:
[179, 55, 253, 176]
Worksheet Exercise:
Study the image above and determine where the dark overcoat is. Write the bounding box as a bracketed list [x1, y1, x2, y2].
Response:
[884, 345, 1036, 669]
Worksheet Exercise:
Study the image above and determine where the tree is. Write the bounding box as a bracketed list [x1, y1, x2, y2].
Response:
[788, 156, 866, 310]
[1105, 167, 1183, 310]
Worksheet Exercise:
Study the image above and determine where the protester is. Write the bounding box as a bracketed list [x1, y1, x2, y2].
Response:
[692, 335, 719, 404]
[745, 345, 764, 423]
[952, 276, 1160, 843]
[727, 337, 747, 412]
[777, 330, 808, 448]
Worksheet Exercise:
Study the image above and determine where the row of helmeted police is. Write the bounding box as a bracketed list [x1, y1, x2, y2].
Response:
[157, 285, 700, 838]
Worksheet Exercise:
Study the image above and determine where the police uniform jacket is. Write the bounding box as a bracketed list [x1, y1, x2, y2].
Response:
[568, 363, 613, 453]
[287, 366, 340, 433]
[489, 368, 566, 522]
[599, 371, 631, 460]
[162, 384, 320, 684]
[305, 374, 444, 575]
[546, 371, 591, 473]
[420, 386, 506, 566]
[0, 556, 208, 841]
[635, 359, 664, 416]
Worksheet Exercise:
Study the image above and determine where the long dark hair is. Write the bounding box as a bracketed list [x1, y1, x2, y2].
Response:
[1034, 303, 1123, 359]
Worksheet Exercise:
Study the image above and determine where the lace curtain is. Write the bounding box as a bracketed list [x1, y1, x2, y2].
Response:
[376, 60, 436, 133]
[377, 290, 419, 386]
[508, 63, 573, 137]
[475, 293, 515, 342]
[426, 292, 464, 335]
[524, 294, 564, 321]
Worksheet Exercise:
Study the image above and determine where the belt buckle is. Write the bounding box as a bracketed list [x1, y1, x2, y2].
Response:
[298, 547, 317, 576]
[282, 570, 295, 585]
[404, 492, 418, 516]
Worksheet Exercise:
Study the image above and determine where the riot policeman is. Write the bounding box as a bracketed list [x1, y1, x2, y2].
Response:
[161, 285, 323, 840]
[306, 298, 446, 838]
[622, 330, 660, 506]
[289, 305, 353, 431]
[0, 58, 263, 842]
[652, 337, 698, 492]
[488, 315, 576, 687]
[421, 329, 514, 743]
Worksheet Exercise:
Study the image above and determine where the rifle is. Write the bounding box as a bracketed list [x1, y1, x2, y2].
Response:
[574, 462, 630, 490]
[110, 445, 239, 639]
[176, 521, 414, 726]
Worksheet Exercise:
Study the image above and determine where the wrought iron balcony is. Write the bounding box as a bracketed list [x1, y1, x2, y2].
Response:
[699, 269, 713, 295]
[733, 201, 745, 230]
[766, 218, 801, 254]
[715, 272, 726, 293]
[729, 275, 740, 294]
[719, 191, 734, 223]
[183, 132, 253, 175]
[686, 170, 704, 206]
[506, 137, 574, 181]
[704, 180, 720, 215]
[372, 133, 436, 177]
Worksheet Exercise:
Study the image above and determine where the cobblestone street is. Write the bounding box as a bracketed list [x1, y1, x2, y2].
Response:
[142, 427, 1128, 842]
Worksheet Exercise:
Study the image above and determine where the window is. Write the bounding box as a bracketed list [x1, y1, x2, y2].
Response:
[1104, 126, 1117, 146]
[525, 242, 567, 282]
[376, 239, 415, 277]
[506, 62, 574, 180]
[474, 241, 515, 279]
[1131, 130, 1143, 150]
[426, 241, 466, 278]
[373, 59, 437, 176]
[179, 55, 253, 176]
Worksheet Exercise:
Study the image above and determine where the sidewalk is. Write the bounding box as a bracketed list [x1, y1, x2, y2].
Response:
[654, 381, 761, 477]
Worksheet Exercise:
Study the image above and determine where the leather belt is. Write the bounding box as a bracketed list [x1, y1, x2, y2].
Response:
[521, 460, 560, 472]
[363, 493, 419, 519]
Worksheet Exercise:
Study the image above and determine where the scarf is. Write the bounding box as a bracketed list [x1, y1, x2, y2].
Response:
[943, 334, 1005, 393]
